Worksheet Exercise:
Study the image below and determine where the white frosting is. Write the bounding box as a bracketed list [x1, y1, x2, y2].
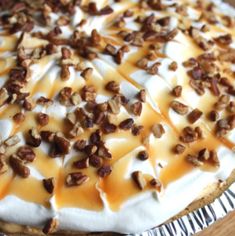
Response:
[0, 0, 234, 234]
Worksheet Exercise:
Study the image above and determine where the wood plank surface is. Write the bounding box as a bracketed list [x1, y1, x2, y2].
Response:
[196, 210, 235, 236]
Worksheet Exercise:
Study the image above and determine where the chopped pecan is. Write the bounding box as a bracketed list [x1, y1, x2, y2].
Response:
[130, 101, 142, 116]
[89, 130, 101, 144]
[71, 92, 81, 106]
[214, 34, 232, 46]
[61, 47, 71, 59]
[132, 171, 146, 190]
[105, 81, 120, 93]
[102, 122, 117, 134]
[214, 95, 230, 110]
[0, 88, 9, 107]
[131, 125, 144, 136]
[147, 62, 159, 75]
[119, 118, 134, 130]
[58, 87, 72, 106]
[13, 112, 25, 123]
[108, 97, 121, 114]
[169, 61, 178, 71]
[74, 139, 87, 152]
[210, 150, 220, 166]
[180, 126, 198, 143]
[37, 112, 49, 126]
[137, 150, 149, 161]
[186, 154, 203, 167]
[81, 67, 93, 80]
[26, 128, 41, 147]
[42, 178, 54, 194]
[198, 148, 210, 161]
[66, 172, 89, 187]
[172, 86, 182, 97]
[89, 155, 103, 168]
[9, 155, 30, 178]
[51, 135, 70, 157]
[187, 108, 203, 124]
[40, 131, 55, 143]
[42, 218, 59, 234]
[105, 44, 116, 55]
[0, 155, 8, 174]
[17, 146, 35, 163]
[210, 77, 220, 96]
[209, 110, 219, 122]
[73, 158, 89, 169]
[137, 89, 146, 102]
[36, 96, 53, 106]
[173, 144, 186, 154]
[149, 178, 162, 189]
[136, 58, 148, 69]
[84, 144, 97, 156]
[81, 85, 96, 102]
[97, 165, 112, 177]
[170, 101, 189, 115]
[4, 135, 20, 147]
[152, 123, 165, 138]
[61, 64, 70, 81]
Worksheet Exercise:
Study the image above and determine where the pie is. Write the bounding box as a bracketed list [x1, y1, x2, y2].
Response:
[0, 0, 234, 235]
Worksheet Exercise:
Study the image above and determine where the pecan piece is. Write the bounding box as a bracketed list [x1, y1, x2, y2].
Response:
[137, 89, 146, 102]
[0, 155, 8, 174]
[42, 218, 59, 234]
[73, 158, 89, 169]
[0, 88, 9, 107]
[137, 150, 149, 161]
[119, 118, 134, 130]
[13, 112, 25, 123]
[42, 178, 54, 194]
[105, 81, 120, 93]
[37, 112, 49, 126]
[130, 101, 142, 116]
[66, 172, 89, 187]
[4, 135, 20, 147]
[152, 123, 165, 138]
[17, 146, 35, 163]
[105, 44, 116, 55]
[81, 67, 93, 80]
[97, 165, 112, 177]
[9, 155, 30, 178]
[186, 154, 203, 167]
[61, 47, 71, 59]
[172, 86, 182, 97]
[61, 64, 70, 80]
[51, 135, 70, 157]
[209, 110, 219, 122]
[170, 101, 188, 115]
[89, 155, 103, 168]
[132, 171, 146, 190]
[173, 144, 186, 154]
[187, 108, 203, 124]
[27, 128, 41, 147]
[198, 148, 210, 161]
[74, 139, 86, 151]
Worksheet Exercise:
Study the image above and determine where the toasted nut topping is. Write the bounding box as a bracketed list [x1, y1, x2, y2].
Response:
[81, 85, 96, 102]
[210, 150, 220, 166]
[131, 125, 144, 136]
[66, 172, 89, 187]
[214, 34, 232, 46]
[209, 110, 219, 122]
[97, 165, 112, 177]
[73, 158, 89, 169]
[180, 126, 198, 143]
[61, 47, 71, 59]
[198, 148, 210, 161]
[9, 155, 30, 178]
[17, 146, 35, 163]
[136, 58, 148, 69]
[187, 108, 203, 124]
[169, 61, 178, 71]
[132, 171, 146, 190]
[13, 112, 25, 123]
[81, 67, 93, 80]
[71, 92, 81, 106]
[102, 122, 117, 134]
[4, 135, 20, 147]
[61, 64, 70, 80]
[42, 178, 54, 194]
[147, 62, 159, 75]
[186, 154, 203, 167]
[89, 155, 103, 168]
[119, 118, 134, 130]
[97, 144, 112, 159]
[37, 112, 49, 126]
[150, 178, 162, 189]
[172, 86, 182, 97]
[130, 101, 142, 116]
[137, 89, 146, 102]
[51, 135, 70, 157]
[170, 101, 189, 115]
[42, 218, 59, 234]
[41, 131, 55, 143]
[59, 87, 72, 106]
[105, 81, 120, 93]
[108, 97, 121, 114]
[27, 128, 41, 147]
[84, 144, 97, 156]
[152, 123, 165, 138]
[0, 88, 9, 106]
[0, 155, 8, 174]
[105, 43, 116, 55]
[137, 150, 149, 161]
[173, 144, 186, 154]
[74, 139, 87, 151]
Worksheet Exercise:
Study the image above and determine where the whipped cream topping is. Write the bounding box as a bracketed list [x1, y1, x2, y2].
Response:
[0, 0, 234, 234]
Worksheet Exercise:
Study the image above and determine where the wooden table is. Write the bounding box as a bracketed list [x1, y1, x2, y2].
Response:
[196, 210, 235, 236]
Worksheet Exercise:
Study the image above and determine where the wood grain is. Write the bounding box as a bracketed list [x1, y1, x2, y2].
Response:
[196, 210, 235, 236]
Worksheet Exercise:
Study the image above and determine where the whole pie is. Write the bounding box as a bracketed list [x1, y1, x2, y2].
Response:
[0, 0, 234, 235]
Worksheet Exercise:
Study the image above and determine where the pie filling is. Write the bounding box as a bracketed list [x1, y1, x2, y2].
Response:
[0, 0, 234, 234]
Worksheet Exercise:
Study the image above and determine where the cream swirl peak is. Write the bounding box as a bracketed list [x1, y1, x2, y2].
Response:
[0, 0, 234, 234]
